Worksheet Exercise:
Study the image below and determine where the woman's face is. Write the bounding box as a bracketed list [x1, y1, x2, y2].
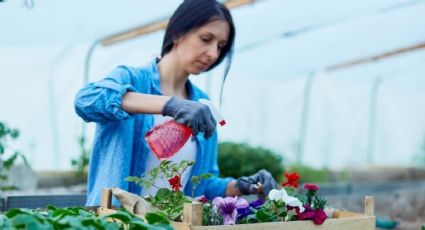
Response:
[174, 20, 230, 75]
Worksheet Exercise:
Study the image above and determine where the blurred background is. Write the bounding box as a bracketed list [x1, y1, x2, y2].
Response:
[1, 0, 424, 229]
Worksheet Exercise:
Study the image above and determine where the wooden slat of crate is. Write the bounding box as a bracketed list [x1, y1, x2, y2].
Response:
[191, 217, 375, 230]
[97, 189, 375, 230]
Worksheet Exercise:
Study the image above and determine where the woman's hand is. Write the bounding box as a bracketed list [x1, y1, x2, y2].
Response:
[235, 169, 277, 197]
[163, 96, 217, 138]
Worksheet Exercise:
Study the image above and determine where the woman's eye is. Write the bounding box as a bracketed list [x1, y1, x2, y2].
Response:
[201, 37, 211, 42]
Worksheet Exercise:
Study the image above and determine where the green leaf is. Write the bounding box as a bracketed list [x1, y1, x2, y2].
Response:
[256, 209, 273, 222]
[3, 152, 18, 170]
[191, 176, 199, 184]
[5, 208, 33, 218]
[82, 218, 112, 229]
[20, 153, 30, 167]
[313, 196, 327, 209]
[104, 212, 133, 224]
[51, 208, 78, 218]
[10, 129, 19, 139]
[150, 167, 160, 178]
[46, 205, 57, 211]
[200, 173, 213, 179]
[0, 174, 8, 181]
[145, 211, 169, 225]
[0, 214, 12, 229]
[155, 188, 172, 198]
[125, 176, 141, 182]
[58, 216, 87, 229]
[128, 221, 149, 230]
[10, 214, 50, 230]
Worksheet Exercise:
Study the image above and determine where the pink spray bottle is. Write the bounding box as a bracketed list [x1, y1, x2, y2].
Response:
[145, 99, 226, 160]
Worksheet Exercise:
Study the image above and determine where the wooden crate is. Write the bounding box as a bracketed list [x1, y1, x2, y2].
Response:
[97, 189, 375, 230]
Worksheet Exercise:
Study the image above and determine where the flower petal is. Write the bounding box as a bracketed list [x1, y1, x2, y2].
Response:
[250, 199, 264, 208]
[223, 196, 238, 206]
[277, 189, 289, 201]
[268, 189, 278, 200]
[212, 197, 225, 208]
[235, 197, 249, 208]
[223, 210, 237, 225]
[285, 196, 305, 213]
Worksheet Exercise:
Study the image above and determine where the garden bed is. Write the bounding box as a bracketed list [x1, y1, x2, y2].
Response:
[97, 189, 375, 230]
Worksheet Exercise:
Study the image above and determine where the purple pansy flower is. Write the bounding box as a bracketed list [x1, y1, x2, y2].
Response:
[236, 199, 265, 220]
[212, 196, 249, 225]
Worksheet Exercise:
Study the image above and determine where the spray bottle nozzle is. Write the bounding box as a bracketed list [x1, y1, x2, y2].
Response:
[199, 99, 226, 126]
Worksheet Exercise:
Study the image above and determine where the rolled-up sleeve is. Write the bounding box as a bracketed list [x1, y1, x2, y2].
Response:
[74, 66, 137, 123]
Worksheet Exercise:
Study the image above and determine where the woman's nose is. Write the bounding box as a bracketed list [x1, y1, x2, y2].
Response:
[206, 44, 219, 61]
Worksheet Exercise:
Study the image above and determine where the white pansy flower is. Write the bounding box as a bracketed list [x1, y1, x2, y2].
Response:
[268, 188, 305, 213]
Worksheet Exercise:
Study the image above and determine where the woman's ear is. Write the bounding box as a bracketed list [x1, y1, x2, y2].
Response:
[173, 34, 188, 48]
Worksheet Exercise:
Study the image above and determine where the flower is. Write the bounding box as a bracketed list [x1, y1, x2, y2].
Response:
[282, 172, 300, 188]
[268, 188, 305, 213]
[236, 199, 265, 220]
[304, 183, 320, 205]
[195, 196, 209, 204]
[249, 199, 264, 209]
[297, 204, 327, 225]
[212, 196, 249, 225]
[168, 175, 182, 192]
[304, 184, 319, 191]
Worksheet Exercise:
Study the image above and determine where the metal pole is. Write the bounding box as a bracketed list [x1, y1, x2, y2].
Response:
[367, 76, 382, 164]
[296, 71, 317, 164]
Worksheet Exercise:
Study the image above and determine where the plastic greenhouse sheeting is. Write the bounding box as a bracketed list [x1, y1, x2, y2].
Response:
[1, 0, 425, 170]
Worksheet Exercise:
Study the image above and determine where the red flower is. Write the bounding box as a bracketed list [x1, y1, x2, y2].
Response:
[297, 205, 327, 225]
[196, 196, 209, 204]
[313, 209, 327, 225]
[304, 183, 319, 191]
[281, 172, 299, 188]
[168, 175, 182, 192]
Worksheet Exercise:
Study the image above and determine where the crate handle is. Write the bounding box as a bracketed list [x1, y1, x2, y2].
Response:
[365, 196, 374, 216]
[101, 188, 113, 209]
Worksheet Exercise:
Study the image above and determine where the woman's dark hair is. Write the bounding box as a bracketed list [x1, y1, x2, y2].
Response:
[161, 0, 236, 104]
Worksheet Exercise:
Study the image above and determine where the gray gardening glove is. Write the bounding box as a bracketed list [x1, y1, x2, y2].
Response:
[163, 96, 216, 139]
[236, 169, 277, 197]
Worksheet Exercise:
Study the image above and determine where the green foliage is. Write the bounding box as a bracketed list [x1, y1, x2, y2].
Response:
[313, 196, 327, 209]
[0, 121, 29, 188]
[145, 188, 191, 221]
[71, 136, 90, 177]
[0, 205, 172, 230]
[126, 160, 195, 191]
[126, 160, 212, 221]
[202, 202, 223, 226]
[286, 164, 331, 183]
[255, 200, 288, 222]
[190, 173, 212, 197]
[218, 142, 284, 182]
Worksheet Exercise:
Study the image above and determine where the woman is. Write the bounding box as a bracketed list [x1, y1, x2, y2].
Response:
[75, 0, 276, 206]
